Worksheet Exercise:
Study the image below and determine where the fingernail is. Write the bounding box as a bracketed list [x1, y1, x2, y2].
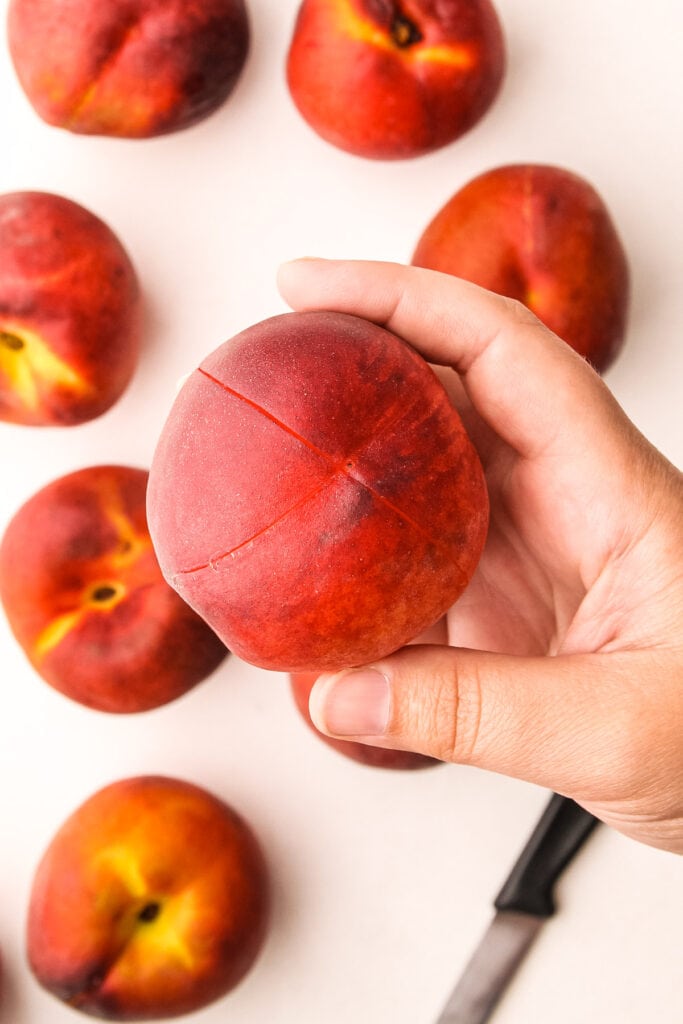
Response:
[279, 256, 321, 269]
[311, 669, 391, 737]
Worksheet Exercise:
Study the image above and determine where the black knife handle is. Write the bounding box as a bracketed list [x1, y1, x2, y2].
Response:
[493, 793, 599, 919]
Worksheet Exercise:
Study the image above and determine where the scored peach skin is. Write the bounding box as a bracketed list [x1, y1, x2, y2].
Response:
[0, 465, 227, 712]
[286, 0, 505, 159]
[412, 164, 631, 371]
[290, 671, 439, 769]
[0, 191, 140, 426]
[27, 775, 269, 1020]
[147, 310, 489, 672]
[7, 0, 250, 138]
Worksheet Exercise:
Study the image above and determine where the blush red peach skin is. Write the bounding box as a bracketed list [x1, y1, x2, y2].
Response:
[147, 310, 489, 672]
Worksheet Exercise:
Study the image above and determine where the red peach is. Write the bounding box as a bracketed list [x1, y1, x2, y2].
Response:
[7, 0, 250, 138]
[412, 164, 631, 371]
[27, 775, 269, 1019]
[290, 671, 439, 769]
[286, 0, 505, 159]
[0, 191, 140, 426]
[147, 310, 489, 672]
[0, 465, 226, 712]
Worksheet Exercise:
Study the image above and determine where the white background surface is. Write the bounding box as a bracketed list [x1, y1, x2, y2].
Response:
[1, 1, 682, 1022]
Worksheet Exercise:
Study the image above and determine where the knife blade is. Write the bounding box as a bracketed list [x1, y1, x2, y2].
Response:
[436, 793, 599, 1024]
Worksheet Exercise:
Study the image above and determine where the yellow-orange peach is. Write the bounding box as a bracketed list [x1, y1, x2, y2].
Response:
[0, 191, 140, 426]
[8, 0, 250, 138]
[0, 465, 226, 712]
[27, 775, 269, 1019]
[147, 311, 489, 672]
[412, 164, 631, 371]
[287, 0, 505, 159]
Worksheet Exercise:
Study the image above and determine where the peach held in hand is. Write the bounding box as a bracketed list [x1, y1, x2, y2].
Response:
[412, 164, 631, 371]
[290, 671, 438, 769]
[27, 775, 269, 1019]
[8, 0, 250, 138]
[286, 0, 505, 159]
[0, 465, 227, 712]
[0, 191, 140, 426]
[147, 310, 489, 672]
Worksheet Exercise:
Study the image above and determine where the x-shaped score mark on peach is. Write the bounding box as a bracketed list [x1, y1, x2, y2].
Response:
[147, 310, 489, 674]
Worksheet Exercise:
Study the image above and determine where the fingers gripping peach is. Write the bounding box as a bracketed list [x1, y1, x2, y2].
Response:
[8, 0, 250, 138]
[0, 191, 140, 426]
[0, 465, 227, 712]
[412, 164, 631, 371]
[27, 776, 269, 1019]
[147, 311, 489, 672]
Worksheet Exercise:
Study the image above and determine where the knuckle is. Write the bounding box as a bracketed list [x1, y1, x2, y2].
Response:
[499, 293, 540, 327]
[397, 657, 483, 765]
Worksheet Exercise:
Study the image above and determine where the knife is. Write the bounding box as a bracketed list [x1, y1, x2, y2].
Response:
[436, 792, 599, 1024]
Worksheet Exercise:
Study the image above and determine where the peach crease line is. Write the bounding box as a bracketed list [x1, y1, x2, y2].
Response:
[66, 19, 142, 126]
[177, 368, 465, 577]
[172, 474, 338, 578]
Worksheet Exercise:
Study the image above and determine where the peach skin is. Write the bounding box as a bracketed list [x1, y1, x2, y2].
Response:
[286, 0, 505, 159]
[412, 164, 630, 371]
[8, 0, 250, 138]
[147, 310, 489, 672]
[0, 191, 141, 426]
[27, 775, 269, 1019]
[0, 465, 227, 712]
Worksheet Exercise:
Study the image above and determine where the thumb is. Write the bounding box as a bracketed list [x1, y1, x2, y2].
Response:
[309, 644, 659, 804]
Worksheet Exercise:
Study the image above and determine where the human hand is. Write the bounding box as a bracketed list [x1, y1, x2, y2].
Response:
[277, 259, 683, 853]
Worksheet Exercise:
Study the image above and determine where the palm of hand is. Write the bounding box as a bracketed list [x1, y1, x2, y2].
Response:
[441, 371, 673, 662]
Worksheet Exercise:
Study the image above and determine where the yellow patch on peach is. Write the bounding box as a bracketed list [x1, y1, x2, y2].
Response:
[93, 844, 149, 900]
[101, 490, 152, 570]
[33, 581, 128, 660]
[30, 479, 149, 662]
[92, 846, 197, 971]
[335, 0, 474, 67]
[523, 275, 559, 319]
[136, 893, 197, 971]
[33, 608, 85, 660]
[0, 323, 91, 410]
[414, 43, 475, 68]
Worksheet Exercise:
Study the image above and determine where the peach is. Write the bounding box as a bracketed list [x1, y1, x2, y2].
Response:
[27, 775, 269, 1019]
[0, 191, 140, 426]
[286, 0, 505, 160]
[0, 465, 226, 712]
[7, 0, 250, 138]
[290, 671, 438, 768]
[412, 164, 631, 371]
[147, 310, 489, 672]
